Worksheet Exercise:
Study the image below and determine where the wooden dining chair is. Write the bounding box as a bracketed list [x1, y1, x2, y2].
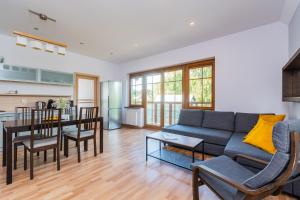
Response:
[64, 107, 98, 163]
[13, 106, 31, 169]
[23, 108, 62, 180]
[60, 105, 78, 150]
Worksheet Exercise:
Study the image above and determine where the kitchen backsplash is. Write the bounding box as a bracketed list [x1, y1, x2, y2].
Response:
[0, 94, 71, 112]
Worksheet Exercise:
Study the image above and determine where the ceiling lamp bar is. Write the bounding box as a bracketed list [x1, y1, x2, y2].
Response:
[16, 35, 28, 47]
[13, 31, 67, 55]
[13, 31, 67, 47]
[30, 40, 43, 50]
[45, 43, 55, 53]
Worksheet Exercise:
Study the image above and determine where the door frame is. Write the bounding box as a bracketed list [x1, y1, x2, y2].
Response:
[74, 72, 100, 108]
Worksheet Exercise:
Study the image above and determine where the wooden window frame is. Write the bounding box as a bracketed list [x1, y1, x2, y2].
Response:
[183, 59, 215, 110]
[129, 75, 144, 107]
[128, 57, 215, 128]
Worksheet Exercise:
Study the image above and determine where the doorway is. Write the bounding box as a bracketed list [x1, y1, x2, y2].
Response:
[74, 73, 100, 109]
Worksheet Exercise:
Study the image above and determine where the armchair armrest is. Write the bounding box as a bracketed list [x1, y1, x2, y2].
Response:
[233, 154, 269, 166]
[195, 165, 257, 195]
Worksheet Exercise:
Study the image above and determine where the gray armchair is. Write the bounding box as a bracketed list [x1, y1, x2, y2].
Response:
[192, 120, 300, 200]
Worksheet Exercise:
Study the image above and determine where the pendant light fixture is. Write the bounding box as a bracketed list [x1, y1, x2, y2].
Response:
[13, 31, 67, 55]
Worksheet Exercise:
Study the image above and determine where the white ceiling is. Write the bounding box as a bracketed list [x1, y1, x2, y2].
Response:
[0, 0, 292, 63]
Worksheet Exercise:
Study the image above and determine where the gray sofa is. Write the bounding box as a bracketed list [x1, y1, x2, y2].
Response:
[162, 109, 300, 198]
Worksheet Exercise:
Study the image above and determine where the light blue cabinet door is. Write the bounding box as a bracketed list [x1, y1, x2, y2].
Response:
[40, 70, 73, 85]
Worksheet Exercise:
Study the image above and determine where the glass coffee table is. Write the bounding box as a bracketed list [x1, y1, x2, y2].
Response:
[146, 131, 204, 170]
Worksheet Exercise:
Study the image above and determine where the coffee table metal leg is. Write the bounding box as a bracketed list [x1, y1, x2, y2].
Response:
[146, 137, 148, 162]
[192, 149, 195, 163]
[202, 142, 204, 160]
[159, 141, 161, 157]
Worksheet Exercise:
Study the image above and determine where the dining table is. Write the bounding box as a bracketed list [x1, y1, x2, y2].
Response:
[1, 115, 104, 185]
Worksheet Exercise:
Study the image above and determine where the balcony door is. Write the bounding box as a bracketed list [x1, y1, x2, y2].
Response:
[163, 69, 183, 127]
[145, 73, 162, 127]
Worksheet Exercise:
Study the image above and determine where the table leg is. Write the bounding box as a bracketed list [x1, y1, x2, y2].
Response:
[146, 137, 148, 162]
[6, 130, 12, 184]
[100, 118, 103, 153]
[2, 126, 6, 167]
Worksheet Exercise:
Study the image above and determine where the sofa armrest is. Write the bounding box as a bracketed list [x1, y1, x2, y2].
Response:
[233, 154, 269, 166]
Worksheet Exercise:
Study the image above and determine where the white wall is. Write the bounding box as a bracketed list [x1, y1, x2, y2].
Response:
[0, 34, 120, 97]
[286, 3, 300, 119]
[120, 22, 289, 117]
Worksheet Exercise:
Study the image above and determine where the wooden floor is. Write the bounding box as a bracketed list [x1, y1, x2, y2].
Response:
[0, 128, 296, 200]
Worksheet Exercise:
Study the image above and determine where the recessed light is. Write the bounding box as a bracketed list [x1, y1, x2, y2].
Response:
[133, 43, 139, 47]
[33, 27, 39, 31]
[189, 21, 195, 27]
[80, 42, 85, 45]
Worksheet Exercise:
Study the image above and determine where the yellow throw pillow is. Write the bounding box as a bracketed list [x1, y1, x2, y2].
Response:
[243, 114, 285, 154]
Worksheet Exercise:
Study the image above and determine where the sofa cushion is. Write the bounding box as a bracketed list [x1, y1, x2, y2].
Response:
[224, 132, 272, 169]
[177, 109, 203, 127]
[234, 112, 259, 133]
[202, 111, 235, 131]
[162, 125, 232, 145]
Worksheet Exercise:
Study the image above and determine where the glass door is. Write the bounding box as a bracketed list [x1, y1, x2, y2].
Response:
[163, 69, 183, 127]
[75, 73, 99, 110]
[146, 73, 162, 127]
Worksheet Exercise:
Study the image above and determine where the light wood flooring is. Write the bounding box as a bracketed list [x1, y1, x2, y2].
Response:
[0, 128, 296, 200]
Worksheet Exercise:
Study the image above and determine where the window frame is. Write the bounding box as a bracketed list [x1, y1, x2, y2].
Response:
[129, 74, 144, 107]
[183, 59, 215, 110]
[128, 58, 215, 127]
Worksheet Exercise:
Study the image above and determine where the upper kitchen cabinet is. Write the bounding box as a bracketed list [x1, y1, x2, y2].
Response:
[0, 64, 38, 82]
[0, 64, 73, 86]
[40, 69, 73, 85]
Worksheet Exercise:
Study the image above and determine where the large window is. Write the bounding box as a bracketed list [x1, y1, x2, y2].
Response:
[129, 58, 215, 128]
[188, 65, 213, 108]
[130, 76, 143, 106]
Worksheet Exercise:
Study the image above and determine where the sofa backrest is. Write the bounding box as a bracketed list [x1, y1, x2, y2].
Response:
[178, 109, 203, 127]
[234, 112, 259, 133]
[202, 111, 235, 131]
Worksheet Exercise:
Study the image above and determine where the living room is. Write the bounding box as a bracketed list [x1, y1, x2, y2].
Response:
[0, 0, 300, 200]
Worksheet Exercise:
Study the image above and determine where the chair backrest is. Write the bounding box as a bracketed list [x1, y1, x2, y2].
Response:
[15, 106, 31, 120]
[77, 107, 99, 138]
[64, 105, 78, 117]
[30, 108, 62, 149]
[243, 120, 300, 190]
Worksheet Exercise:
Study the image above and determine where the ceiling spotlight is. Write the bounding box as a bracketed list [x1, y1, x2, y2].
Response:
[189, 21, 195, 27]
[133, 43, 139, 47]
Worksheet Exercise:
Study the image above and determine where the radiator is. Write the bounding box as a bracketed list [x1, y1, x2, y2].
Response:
[124, 107, 144, 128]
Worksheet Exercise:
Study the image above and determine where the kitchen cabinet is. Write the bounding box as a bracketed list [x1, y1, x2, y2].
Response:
[40, 69, 73, 85]
[0, 64, 73, 86]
